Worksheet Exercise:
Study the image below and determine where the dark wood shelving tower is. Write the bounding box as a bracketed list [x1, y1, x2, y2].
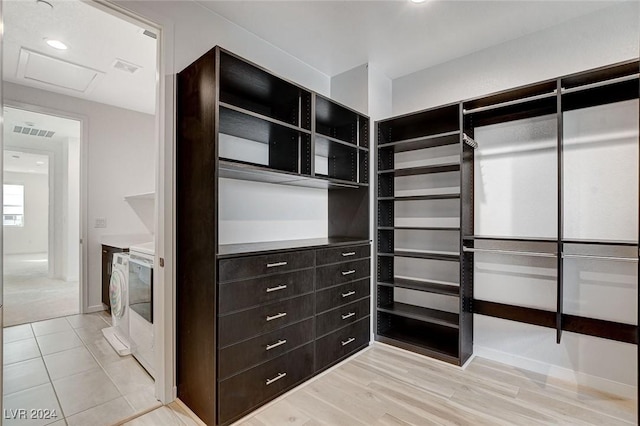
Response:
[375, 103, 474, 365]
[177, 47, 370, 426]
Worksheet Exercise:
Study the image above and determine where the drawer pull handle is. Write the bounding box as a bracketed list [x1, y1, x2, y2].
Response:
[266, 284, 287, 293]
[342, 270, 356, 276]
[342, 252, 356, 257]
[266, 312, 287, 322]
[266, 339, 287, 351]
[266, 372, 287, 385]
[342, 312, 356, 320]
[267, 261, 288, 268]
[341, 337, 356, 346]
[341, 291, 356, 298]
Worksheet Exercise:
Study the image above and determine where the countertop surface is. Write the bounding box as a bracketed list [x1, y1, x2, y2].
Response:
[217, 237, 370, 258]
[101, 234, 153, 250]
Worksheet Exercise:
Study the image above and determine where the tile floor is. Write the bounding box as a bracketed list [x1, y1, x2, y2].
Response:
[3, 312, 160, 425]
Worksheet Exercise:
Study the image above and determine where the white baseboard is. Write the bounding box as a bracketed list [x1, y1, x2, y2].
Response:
[474, 345, 637, 399]
[86, 304, 106, 314]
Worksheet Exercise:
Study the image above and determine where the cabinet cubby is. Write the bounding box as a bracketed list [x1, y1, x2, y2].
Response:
[315, 94, 368, 147]
[219, 51, 312, 130]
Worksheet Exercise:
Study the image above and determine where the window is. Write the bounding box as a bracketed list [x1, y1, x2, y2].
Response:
[4, 184, 24, 227]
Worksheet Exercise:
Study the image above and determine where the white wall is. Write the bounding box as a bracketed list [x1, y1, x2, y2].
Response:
[3, 82, 156, 310]
[119, 1, 330, 93]
[391, 1, 639, 395]
[392, 2, 639, 115]
[3, 171, 48, 255]
[116, 0, 334, 248]
[330, 64, 369, 114]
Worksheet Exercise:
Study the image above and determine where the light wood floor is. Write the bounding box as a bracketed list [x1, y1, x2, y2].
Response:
[125, 343, 638, 425]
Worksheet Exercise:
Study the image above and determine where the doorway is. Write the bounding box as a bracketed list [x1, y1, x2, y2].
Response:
[3, 107, 81, 326]
[1, 0, 162, 423]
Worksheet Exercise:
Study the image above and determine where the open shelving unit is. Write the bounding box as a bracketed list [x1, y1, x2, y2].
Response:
[460, 59, 639, 346]
[375, 59, 639, 369]
[375, 102, 474, 366]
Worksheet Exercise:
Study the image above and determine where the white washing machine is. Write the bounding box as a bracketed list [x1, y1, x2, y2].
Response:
[102, 252, 132, 356]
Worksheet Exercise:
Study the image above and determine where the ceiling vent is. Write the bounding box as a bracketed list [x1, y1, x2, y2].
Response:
[13, 125, 55, 138]
[142, 30, 157, 40]
[112, 59, 141, 74]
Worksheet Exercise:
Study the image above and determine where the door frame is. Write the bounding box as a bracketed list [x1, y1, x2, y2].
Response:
[1, 142, 55, 278]
[88, 0, 174, 404]
[3, 101, 89, 316]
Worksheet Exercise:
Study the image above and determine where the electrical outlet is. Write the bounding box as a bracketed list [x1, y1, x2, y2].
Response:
[95, 218, 107, 228]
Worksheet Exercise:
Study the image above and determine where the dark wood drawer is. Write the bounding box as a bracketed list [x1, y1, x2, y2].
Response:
[316, 278, 370, 314]
[218, 318, 313, 380]
[316, 317, 369, 373]
[218, 342, 314, 424]
[315, 258, 370, 290]
[219, 269, 314, 314]
[316, 244, 370, 266]
[219, 250, 315, 283]
[316, 297, 370, 337]
[219, 293, 314, 347]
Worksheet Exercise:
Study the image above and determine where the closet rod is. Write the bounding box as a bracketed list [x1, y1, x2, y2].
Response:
[561, 73, 640, 95]
[462, 90, 557, 115]
[462, 134, 478, 149]
[462, 247, 556, 258]
[562, 253, 638, 263]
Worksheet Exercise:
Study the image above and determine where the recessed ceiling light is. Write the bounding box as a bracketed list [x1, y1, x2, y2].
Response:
[36, 161, 45, 166]
[46, 39, 68, 50]
[410, 0, 428, 3]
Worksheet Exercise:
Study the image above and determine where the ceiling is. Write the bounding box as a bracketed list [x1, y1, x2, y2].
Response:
[3, 0, 157, 114]
[4, 150, 50, 176]
[198, 0, 625, 79]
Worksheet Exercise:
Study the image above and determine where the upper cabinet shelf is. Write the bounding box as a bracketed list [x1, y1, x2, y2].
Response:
[315, 95, 369, 147]
[561, 60, 639, 112]
[219, 51, 312, 130]
[463, 81, 558, 127]
[211, 48, 370, 187]
[377, 104, 459, 146]
[378, 130, 460, 153]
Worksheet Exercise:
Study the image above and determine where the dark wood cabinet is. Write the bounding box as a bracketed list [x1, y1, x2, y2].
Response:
[218, 293, 315, 347]
[315, 317, 370, 372]
[218, 269, 314, 314]
[316, 278, 370, 313]
[101, 245, 127, 311]
[218, 318, 314, 380]
[316, 297, 370, 337]
[218, 342, 314, 425]
[215, 243, 370, 425]
[177, 46, 371, 426]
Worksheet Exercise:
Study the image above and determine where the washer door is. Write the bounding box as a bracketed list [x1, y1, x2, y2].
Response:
[110, 269, 127, 319]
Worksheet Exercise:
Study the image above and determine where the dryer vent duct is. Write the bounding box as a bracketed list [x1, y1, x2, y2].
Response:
[13, 126, 55, 138]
